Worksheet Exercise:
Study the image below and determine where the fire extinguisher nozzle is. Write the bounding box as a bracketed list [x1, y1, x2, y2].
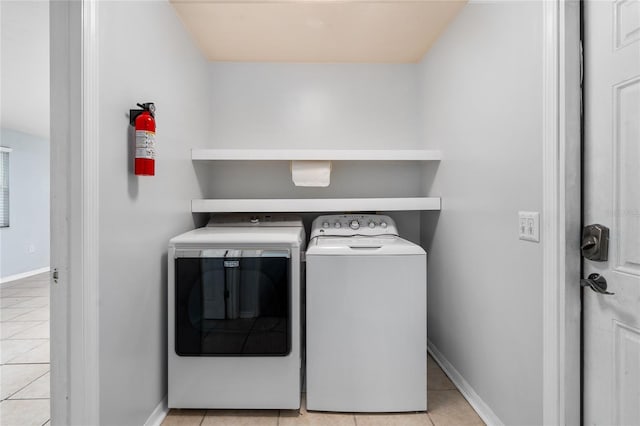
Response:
[136, 102, 156, 117]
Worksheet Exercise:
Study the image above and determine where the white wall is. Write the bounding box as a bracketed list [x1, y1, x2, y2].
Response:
[0, 129, 50, 279]
[208, 63, 422, 149]
[205, 63, 423, 242]
[418, 2, 543, 425]
[0, 1, 49, 139]
[96, 2, 209, 424]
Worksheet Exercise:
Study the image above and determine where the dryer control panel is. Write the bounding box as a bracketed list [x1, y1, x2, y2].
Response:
[310, 214, 398, 239]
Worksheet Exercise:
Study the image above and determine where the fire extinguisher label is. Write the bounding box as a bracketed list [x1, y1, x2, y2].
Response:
[135, 130, 156, 159]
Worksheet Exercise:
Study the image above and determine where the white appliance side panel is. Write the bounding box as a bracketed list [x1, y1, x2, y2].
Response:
[306, 253, 427, 412]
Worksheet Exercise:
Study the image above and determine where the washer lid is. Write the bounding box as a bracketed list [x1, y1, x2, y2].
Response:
[307, 236, 425, 256]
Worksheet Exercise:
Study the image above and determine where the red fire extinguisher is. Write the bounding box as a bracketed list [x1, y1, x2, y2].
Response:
[132, 102, 156, 176]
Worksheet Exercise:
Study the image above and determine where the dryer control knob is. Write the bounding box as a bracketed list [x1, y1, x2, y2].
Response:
[380, 222, 388, 229]
[368, 221, 376, 228]
[323, 222, 330, 229]
[334, 222, 341, 228]
[350, 220, 360, 230]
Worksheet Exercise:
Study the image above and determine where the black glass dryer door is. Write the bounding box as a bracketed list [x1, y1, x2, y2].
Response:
[175, 249, 291, 356]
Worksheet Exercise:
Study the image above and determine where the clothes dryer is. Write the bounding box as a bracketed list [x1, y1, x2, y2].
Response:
[168, 214, 305, 409]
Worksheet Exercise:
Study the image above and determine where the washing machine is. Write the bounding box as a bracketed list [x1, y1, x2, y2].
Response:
[306, 214, 427, 412]
[168, 214, 305, 409]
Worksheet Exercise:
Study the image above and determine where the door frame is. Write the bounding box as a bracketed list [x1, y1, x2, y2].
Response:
[541, 1, 582, 425]
[50, 0, 100, 424]
[50, 0, 580, 424]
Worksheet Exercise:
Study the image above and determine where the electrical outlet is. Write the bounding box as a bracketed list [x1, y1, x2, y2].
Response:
[518, 211, 540, 242]
[27, 244, 35, 254]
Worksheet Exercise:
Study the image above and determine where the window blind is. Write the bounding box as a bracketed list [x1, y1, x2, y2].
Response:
[0, 150, 9, 227]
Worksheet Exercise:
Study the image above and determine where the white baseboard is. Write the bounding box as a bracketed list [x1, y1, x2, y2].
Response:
[428, 340, 504, 426]
[0, 267, 50, 286]
[144, 396, 168, 426]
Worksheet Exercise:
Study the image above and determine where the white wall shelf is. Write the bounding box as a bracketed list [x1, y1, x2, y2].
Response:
[192, 149, 442, 161]
[192, 197, 441, 213]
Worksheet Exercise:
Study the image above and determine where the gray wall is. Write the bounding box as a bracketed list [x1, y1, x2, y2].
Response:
[0, 128, 50, 279]
[204, 63, 424, 242]
[418, 2, 543, 425]
[96, 2, 209, 424]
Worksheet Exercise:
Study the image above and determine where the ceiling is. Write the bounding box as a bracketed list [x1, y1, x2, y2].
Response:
[170, 0, 467, 63]
[0, 1, 50, 139]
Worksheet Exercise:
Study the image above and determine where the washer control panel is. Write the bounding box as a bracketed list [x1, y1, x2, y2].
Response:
[310, 214, 398, 239]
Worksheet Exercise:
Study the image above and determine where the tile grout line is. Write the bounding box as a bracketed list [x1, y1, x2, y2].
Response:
[1, 322, 48, 340]
[3, 362, 50, 366]
[11, 309, 50, 323]
[6, 301, 50, 310]
[4, 364, 50, 401]
[1, 308, 48, 322]
[0, 294, 46, 298]
[1, 339, 49, 365]
[4, 397, 50, 400]
[2, 336, 49, 344]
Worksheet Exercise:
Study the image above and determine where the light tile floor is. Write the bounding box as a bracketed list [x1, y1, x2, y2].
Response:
[0, 273, 50, 426]
[163, 356, 485, 426]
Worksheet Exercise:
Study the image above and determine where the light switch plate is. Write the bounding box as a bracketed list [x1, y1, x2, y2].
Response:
[519, 211, 540, 242]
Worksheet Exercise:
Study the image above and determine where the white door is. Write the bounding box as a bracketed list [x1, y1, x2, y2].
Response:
[583, 1, 640, 425]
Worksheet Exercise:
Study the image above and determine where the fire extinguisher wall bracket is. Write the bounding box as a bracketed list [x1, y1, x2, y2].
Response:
[129, 102, 155, 125]
[129, 109, 143, 126]
[131, 102, 156, 176]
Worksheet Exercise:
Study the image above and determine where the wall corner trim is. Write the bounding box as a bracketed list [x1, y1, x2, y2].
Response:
[81, 0, 101, 423]
[427, 342, 504, 426]
[541, 1, 581, 425]
[541, 0, 563, 423]
[144, 396, 169, 426]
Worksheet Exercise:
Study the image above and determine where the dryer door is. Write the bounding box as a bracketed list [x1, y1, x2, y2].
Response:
[174, 248, 291, 356]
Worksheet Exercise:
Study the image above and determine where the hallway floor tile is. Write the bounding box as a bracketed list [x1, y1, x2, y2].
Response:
[0, 273, 50, 426]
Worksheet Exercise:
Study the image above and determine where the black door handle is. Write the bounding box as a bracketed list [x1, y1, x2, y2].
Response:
[580, 273, 614, 295]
